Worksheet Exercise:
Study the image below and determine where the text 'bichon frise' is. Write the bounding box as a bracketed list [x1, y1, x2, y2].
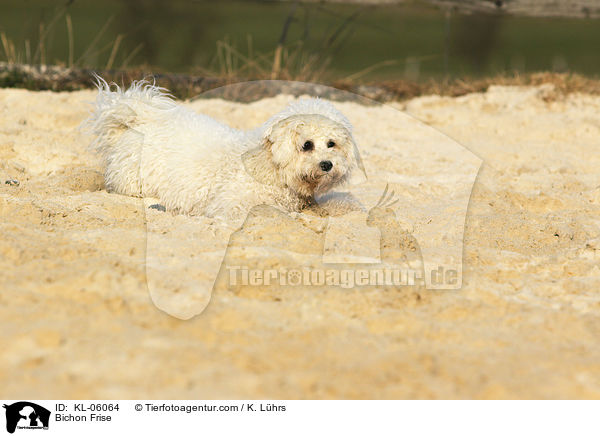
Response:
[85, 78, 362, 220]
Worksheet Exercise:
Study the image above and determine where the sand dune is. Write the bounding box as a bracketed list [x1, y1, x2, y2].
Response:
[1, 84, 599, 398]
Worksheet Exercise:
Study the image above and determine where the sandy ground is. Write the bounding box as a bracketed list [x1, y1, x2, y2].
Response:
[1, 83, 599, 399]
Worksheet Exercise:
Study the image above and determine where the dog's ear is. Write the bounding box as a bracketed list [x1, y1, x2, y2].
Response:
[242, 134, 279, 186]
[264, 116, 303, 165]
[259, 136, 273, 151]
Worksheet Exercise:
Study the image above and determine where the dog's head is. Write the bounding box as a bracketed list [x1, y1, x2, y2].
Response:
[258, 98, 364, 198]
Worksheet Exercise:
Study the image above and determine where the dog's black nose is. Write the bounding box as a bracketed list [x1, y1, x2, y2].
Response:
[320, 160, 333, 172]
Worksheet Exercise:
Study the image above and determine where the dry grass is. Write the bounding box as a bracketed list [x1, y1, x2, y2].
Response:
[333, 72, 600, 102]
[7, 4, 599, 101]
[195, 4, 371, 83]
[195, 37, 331, 83]
[1, 7, 599, 102]
[2, 60, 600, 104]
[0, 11, 139, 71]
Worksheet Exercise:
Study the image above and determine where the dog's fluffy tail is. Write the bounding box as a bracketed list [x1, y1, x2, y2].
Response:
[83, 74, 176, 157]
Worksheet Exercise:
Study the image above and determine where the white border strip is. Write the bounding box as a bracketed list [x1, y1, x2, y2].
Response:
[1, 400, 598, 436]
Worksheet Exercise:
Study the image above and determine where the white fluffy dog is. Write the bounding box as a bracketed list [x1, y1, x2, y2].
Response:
[85, 79, 361, 219]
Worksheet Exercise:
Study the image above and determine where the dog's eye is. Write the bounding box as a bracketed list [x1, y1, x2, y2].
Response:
[327, 140, 336, 148]
[302, 140, 314, 151]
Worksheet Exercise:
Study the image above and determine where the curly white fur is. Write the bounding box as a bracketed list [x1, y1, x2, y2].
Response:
[84, 77, 360, 219]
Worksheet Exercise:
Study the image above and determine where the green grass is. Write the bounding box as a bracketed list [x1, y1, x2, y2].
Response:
[1, 0, 600, 81]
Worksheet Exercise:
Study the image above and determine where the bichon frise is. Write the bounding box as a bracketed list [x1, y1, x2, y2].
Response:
[85, 78, 362, 220]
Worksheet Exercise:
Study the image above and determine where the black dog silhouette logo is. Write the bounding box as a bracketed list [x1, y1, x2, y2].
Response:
[3, 402, 50, 434]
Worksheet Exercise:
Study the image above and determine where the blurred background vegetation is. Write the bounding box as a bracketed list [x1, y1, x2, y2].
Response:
[1, 0, 599, 83]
